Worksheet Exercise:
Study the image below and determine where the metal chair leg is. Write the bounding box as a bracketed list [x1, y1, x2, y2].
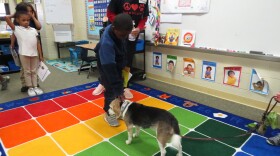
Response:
[78, 61, 84, 75]
[87, 66, 91, 79]
[87, 64, 94, 79]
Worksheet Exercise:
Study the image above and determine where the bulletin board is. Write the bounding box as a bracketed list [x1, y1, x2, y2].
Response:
[86, 0, 110, 39]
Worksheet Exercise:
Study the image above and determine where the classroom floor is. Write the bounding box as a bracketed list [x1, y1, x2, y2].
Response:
[0, 82, 279, 156]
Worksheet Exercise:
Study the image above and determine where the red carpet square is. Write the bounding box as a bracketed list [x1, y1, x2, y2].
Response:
[0, 107, 31, 128]
[36, 110, 79, 133]
[25, 100, 62, 117]
[77, 89, 104, 101]
[53, 94, 88, 108]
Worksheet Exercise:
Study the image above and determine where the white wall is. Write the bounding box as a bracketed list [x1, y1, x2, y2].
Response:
[148, 0, 280, 57]
[144, 45, 280, 113]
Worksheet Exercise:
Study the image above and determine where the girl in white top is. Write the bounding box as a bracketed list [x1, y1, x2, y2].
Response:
[5, 11, 44, 96]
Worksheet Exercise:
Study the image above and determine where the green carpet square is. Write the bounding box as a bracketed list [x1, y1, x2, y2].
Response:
[195, 119, 250, 148]
[109, 131, 160, 155]
[169, 107, 208, 128]
[154, 146, 188, 156]
[74, 141, 125, 156]
[182, 131, 236, 156]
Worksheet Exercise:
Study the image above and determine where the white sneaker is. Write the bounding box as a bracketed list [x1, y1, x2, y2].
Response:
[28, 88, 36, 96]
[92, 84, 105, 95]
[124, 88, 133, 99]
[34, 87, 44, 95]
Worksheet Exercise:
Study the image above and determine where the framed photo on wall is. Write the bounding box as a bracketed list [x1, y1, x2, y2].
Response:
[223, 66, 242, 87]
[166, 55, 177, 72]
[153, 52, 162, 69]
[249, 69, 269, 95]
[183, 58, 195, 78]
[201, 61, 216, 82]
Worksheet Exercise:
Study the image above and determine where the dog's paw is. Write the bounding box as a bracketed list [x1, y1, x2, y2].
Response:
[133, 133, 139, 138]
[176, 153, 183, 156]
[126, 140, 131, 144]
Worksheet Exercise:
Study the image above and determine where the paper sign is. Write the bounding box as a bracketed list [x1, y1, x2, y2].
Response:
[161, 14, 182, 23]
[38, 61, 51, 82]
[53, 25, 72, 42]
[10, 48, 20, 66]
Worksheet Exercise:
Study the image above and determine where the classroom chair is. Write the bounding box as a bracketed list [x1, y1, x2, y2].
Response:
[69, 48, 80, 66]
[69, 40, 90, 66]
[78, 48, 98, 78]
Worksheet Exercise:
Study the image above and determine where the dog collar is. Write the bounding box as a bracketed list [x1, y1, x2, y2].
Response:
[121, 100, 133, 117]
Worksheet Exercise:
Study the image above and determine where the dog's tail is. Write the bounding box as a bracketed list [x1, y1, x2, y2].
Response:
[171, 134, 182, 150]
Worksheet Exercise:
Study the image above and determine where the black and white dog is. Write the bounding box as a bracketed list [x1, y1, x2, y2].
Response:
[110, 98, 183, 156]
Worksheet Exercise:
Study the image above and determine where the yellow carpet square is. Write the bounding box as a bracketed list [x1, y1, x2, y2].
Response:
[8, 136, 65, 156]
[51, 123, 103, 155]
[138, 97, 175, 110]
[85, 115, 127, 138]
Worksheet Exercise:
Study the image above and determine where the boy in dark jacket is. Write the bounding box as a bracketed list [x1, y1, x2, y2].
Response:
[92, 0, 149, 98]
[95, 13, 133, 127]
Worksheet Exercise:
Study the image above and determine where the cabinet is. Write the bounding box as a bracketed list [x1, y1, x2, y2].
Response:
[0, 38, 20, 74]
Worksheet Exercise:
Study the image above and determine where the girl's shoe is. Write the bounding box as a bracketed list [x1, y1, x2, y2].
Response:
[3, 76, 10, 83]
[1, 79, 8, 90]
[92, 84, 105, 95]
[34, 87, 44, 95]
[28, 88, 36, 96]
[267, 134, 280, 146]
[124, 88, 133, 99]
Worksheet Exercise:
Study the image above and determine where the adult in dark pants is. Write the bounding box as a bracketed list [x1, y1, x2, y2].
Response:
[92, 0, 149, 98]
[94, 13, 133, 127]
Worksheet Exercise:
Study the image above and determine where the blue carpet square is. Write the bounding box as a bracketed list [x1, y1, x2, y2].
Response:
[241, 134, 280, 156]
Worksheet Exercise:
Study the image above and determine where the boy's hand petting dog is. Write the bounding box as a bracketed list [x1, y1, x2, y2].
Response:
[118, 94, 125, 102]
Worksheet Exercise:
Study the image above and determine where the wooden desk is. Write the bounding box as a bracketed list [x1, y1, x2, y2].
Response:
[75, 43, 97, 51]
[55, 41, 76, 58]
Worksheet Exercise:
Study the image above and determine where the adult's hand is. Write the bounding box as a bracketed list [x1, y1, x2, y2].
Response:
[274, 92, 280, 102]
[131, 28, 140, 37]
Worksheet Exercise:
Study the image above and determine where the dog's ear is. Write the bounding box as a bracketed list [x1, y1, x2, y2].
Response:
[111, 98, 122, 118]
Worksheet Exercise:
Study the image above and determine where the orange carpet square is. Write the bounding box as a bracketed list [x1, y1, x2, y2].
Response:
[0, 119, 46, 148]
[53, 94, 88, 108]
[91, 97, 104, 108]
[128, 89, 149, 102]
[0, 107, 31, 128]
[25, 100, 62, 117]
[67, 102, 104, 121]
[36, 110, 79, 133]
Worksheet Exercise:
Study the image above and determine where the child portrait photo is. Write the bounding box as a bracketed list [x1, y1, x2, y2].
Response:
[223, 67, 242, 87]
[183, 58, 195, 78]
[153, 52, 162, 68]
[201, 61, 216, 81]
[249, 69, 269, 95]
[166, 55, 177, 72]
